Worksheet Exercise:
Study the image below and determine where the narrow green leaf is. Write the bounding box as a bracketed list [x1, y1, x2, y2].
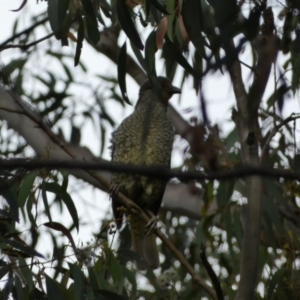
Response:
[123, 267, 136, 299]
[0, 265, 9, 281]
[47, 0, 60, 35]
[267, 269, 286, 299]
[150, 0, 170, 15]
[0, 178, 19, 221]
[149, 2, 161, 23]
[166, 0, 175, 40]
[26, 195, 36, 227]
[61, 192, 79, 232]
[68, 263, 84, 300]
[61, 171, 69, 193]
[209, 0, 237, 27]
[97, 8, 107, 26]
[15, 275, 24, 300]
[145, 31, 157, 76]
[100, 123, 106, 156]
[42, 182, 61, 194]
[85, 15, 101, 45]
[57, 0, 68, 37]
[43, 181, 78, 231]
[193, 50, 203, 91]
[18, 171, 38, 208]
[43, 222, 76, 250]
[81, 0, 98, 24]
[99, 0, 112, 13]
[60, 269, 70, 288]
[202, 181, 214, 205]
[0, 238, 44, 258]
[164, 37, 197, 76]
[233, 211, 243, 247]
[95, 289, 127, 300]
[263, 179, 284, 232]
[295, 153, 300, 171]
[201, 0, 215, 33]
[2, 59, 27, 79]
[2, 277, 13, 299]
[138, 11, 148, 27]
[224, 213, 234, 259]
[95, 261, 112, 290]
[11, 0, 27, 12]
[130, 41, 149, 73]
[225, 127, 239, 151]
[116, 0, 144, 50]
[47, 0, 67, 39]
[88, 267, 100, 292]
[163, 43, 178, 80]
[18, 256, 33, 291]
[266, 84, 291, 110]
[81, 0, 100, 44]
[117, 41, 131, 105]
[41, 182, 53, 224]
[61, 62, 73, 82]
[61, 11, 73, 41]
[182, 0, 206, 56]
[194, 221, 205, 245]
[75, 13, 84, 67]
[216, 180, 234, 207]
[145, 0, 151, 18]
[45, 275, 64, 300]
[100, 3, 112, 19]
[108, 250, 124, 294]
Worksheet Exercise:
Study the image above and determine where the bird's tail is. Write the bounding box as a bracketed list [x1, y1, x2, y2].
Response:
[130, 216, 159, 269]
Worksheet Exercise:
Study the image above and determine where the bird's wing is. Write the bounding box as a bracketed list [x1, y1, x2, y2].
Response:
[110, 114, 140, 228]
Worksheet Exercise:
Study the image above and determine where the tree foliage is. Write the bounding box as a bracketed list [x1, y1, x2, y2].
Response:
[0, 0, 300, 299]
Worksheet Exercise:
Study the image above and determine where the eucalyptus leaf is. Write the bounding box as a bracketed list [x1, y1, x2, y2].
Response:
[0, 237, 45, 258]
[45, 275, 64, 300]
[0, 178, 19, 221]
[117, 41, 131, 105]
[18, 171, 38, 208]
[75, 13, 84, 66]
[145, 31, 157, 76]
[116, 0, 144, 50]
[164, 37, 197, 77]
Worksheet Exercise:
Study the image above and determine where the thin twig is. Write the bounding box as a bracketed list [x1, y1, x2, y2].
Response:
[200, 244, 224, 300]
[261, 114, 300, 163]
[0, 17, 48, 46]
[0, 33, 54, 52]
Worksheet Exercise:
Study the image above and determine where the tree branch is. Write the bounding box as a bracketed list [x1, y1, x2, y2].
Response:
[231, 8, 278, 300]
[0, 16, 48, 46]
[1, 159, 300, 182]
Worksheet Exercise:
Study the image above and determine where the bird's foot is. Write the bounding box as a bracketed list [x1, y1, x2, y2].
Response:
[109, 183, 120, 198]
[145, 216, 158, 236]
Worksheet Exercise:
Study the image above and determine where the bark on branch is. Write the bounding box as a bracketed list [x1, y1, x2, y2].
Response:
[231, 7, 278, 300]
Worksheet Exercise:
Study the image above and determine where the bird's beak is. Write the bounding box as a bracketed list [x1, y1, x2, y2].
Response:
[170, 86, 181, 95]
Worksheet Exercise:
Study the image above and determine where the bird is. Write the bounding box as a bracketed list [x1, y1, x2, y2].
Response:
[110, 76, 181, 269]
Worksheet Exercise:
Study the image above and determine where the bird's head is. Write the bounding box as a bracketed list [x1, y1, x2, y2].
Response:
[138, 77, 181, 105]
